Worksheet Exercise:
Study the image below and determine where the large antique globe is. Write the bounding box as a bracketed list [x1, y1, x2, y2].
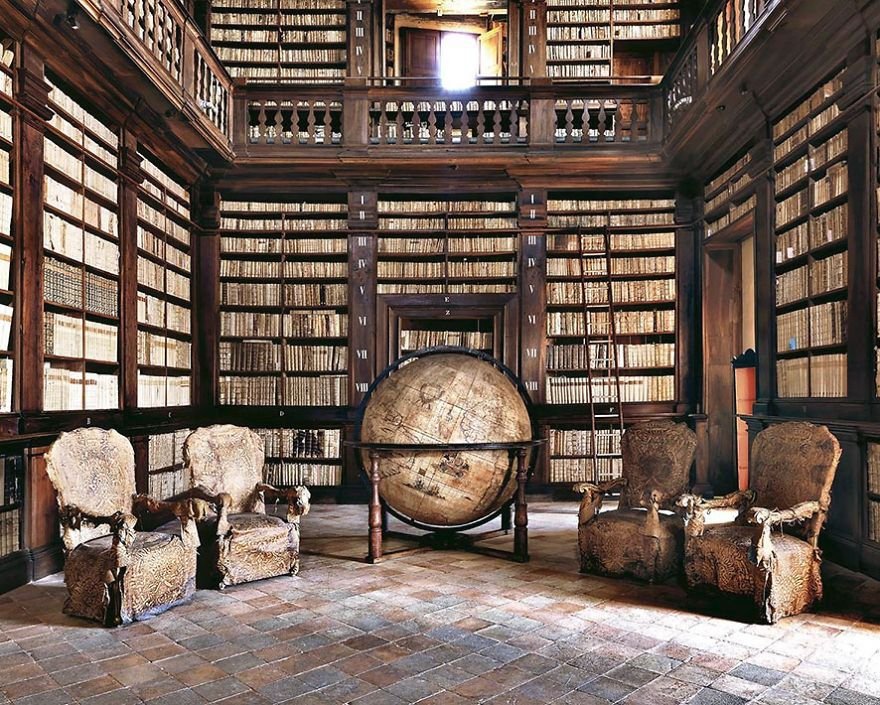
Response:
[359, 350, 534, 528]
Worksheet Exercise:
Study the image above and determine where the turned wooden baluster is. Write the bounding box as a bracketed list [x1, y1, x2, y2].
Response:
[411, 104, 422, 145]
[444, 103, 453, 144]
[394, 104, 404, 145]
[460, 104, 470, 146]
[305, 102, 316, 145]
[378, 103, 389, 146]
[322, 102, 332, 146]
[492, 102, 502, 144]
[564, 100, 574, 144]
[427, 102, 438, 145]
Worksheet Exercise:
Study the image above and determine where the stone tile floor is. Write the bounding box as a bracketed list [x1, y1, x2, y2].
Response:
[1, 502, 880, 705]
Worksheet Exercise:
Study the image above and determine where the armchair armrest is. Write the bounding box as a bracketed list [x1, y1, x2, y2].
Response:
[59, 505, 138, 559]
[675, 489, 757, 537]
[255, 483, 311, 524]
[574, 477, 626, 525]
[182, 486, 233, 537]
[132, 494, 200, 549]
[747, 500, 823, 570]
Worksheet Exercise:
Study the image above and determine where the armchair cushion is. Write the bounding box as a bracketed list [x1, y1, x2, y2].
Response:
[64, 531, 196, 625]
[684, 524, 821, 622]
[579, 509, 684, 582]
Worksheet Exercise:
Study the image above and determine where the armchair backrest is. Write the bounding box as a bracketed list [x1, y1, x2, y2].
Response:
[750, 421, 841, 533]
[184, 425, 265, 514]
[619, 420, 696, 510]
[45, 428, 136, 548]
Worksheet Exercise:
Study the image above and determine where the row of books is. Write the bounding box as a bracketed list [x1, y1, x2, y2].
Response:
[138, 330, 191, 369]
[255, 427, 341, 458]
[547, 342, 675, 369]
[614, 25, 679, 39]
[215, 48, 347, 63]
[547, 28, 610, 41]
[138, 374, 191, 407]
[377, 261, 516, 279]
[0, 358, 11, 412]
[547, 65, 612, 79]
[220, 310, 348, 337]
[0, 244, 9, 291]
[707, 152, 752, 196]
[776, 188, 809, 229]
[43, 366, 119, 410]
[549, 428, 622, 456]
[547, 9, 611, 22]
[0, 304, 11, 351]
[265, 462, 342, 487]
[218, 374, 348, 405]
[223, 200, 347, 214]
[812, 162, 847, 208]
[378, 200, 514, 214]
[547, 232, 675, 251]
[47, 78, 119, 149]
[44, 312, 118, 362]
[774, 110, 843, 167]
[220, 260, 346, 278]
[776, 301, 846, 352]
[378, 217, 517, 231]
[44, 176, 119, 239]
[775, 204, 847, 265]
[549, 197, 674, 211]
[867, 442, 880, 495]
[227, 66, 346, 79]
[139, 152, 190, 211]
[547, 279, 676, 304]
[0, 509, 20, 557]
[138, 201, 190, 245]
[138, 295, 191, 335]
[547, 309, 675, 335]
[149, 467, 187, 500]
[221, 216, 348, 231]
[219, 341, 347, 371]
[211, 28, 346, 43]
[548, 212, 675, 228]
[138, 229, 191, 271]
[210, 0, 345, 10]
[777, 252, 847, 304]
[867, 499, 880, 543]
[44, 214, 120, 275]
[48, 113, 117, 168]
[44, 138, 117, 202]
[378, 237, 517, 254]
[221, 236, 347, 254]
[728, 194, 757, 224]
[400, 330, 493, 351]
[772, 72, 843, 142]
[548, 45, 611, 60]
[149, 429, 191, 471]
[0, 191, 9, 238]
[776, 354, 846, 398]
[220, 282, 347, 307]
[546, 375, 675, 403]
[376, 283, 515, 294]
[547, 255, 675, 276]
[548, 457, 623, 484]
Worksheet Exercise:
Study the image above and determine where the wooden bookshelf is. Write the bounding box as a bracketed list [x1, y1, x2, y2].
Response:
[868, 443, 880, 546]
[544, 193, 678, 485]
[376, 196, 518, 296]
[0, 452, 22, 559]
[0, 43, 14, 413]
[136, 150, 193, 408]
[209, 0, 347, 82]
[42, 76, 121, 411]
[255, 426, 342, 486]
[147, 428, 191, 499]
[218, 198, 349, 406]
[545, 0, 680, 81]
[772, 70, 848, 399]
[703, 148, 756, 238]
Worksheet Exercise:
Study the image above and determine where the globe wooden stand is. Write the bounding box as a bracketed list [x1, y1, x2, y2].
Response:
[349, 441, 544, 564]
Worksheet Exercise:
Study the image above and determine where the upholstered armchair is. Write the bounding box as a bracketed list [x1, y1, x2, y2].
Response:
[678, 421, 841, 623]
[183, 424, 311, 589]
[575, 420, 697, 582]
[45, 428, 198, 626]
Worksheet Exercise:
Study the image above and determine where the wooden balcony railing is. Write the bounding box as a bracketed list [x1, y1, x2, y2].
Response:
[235, 81, 663, 152]
[76, 0, 234, 154]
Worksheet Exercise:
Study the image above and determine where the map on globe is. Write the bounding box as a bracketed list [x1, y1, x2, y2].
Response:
[360, 353, 533, 527]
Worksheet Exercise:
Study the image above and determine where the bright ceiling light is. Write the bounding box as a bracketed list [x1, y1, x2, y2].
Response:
[440, 33, 478, 91]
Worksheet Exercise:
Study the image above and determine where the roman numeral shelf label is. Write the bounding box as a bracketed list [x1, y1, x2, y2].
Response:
[349, 2, 369, 77]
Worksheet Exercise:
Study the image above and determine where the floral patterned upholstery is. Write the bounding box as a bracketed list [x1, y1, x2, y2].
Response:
[184, 425, 311, 589]
[577, 420, 696, 582]
[679, 421, 841, 623]
[45, 428, 198, 626]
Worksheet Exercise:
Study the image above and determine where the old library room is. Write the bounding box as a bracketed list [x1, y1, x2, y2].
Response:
[1, 0, 880, 703]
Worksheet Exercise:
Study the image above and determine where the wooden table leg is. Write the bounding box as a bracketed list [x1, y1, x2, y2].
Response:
[513, 448, 529, 562]
[368, 451, 383, 563]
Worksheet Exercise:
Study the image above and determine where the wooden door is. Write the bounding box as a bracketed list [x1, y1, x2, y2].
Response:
[479, 26, 504, 79]
[401, 28, 441, 82]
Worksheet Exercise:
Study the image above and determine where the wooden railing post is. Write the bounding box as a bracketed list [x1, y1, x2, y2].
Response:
[343, 80, 370, 148]
[347, 0, 374, 80]
[529, 82, 556, 146]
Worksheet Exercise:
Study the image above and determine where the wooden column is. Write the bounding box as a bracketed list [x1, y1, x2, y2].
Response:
[519, 1, 547, 80]
[15, 44, 52, 413]
[347, 0, 374, 80]
[751, 141, 775, 412]
[674, 190, 698, 413]
[119, 131, 144, 411]
[367, 450, 383, 563]
[348, 189, 378, 407]
[518, 188, 547, 405]
[25, 447, 61, 579]
[193, 178, 220, 410]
